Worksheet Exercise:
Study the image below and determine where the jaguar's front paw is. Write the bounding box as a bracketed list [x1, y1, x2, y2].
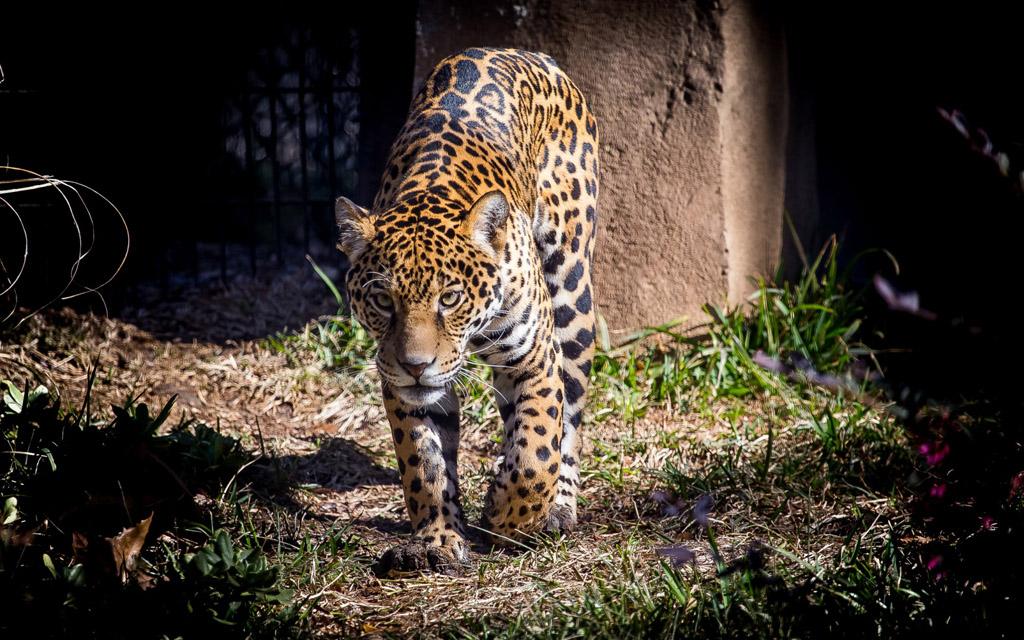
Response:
[373, 541, 468, 577]
[543, 503, 577, 534]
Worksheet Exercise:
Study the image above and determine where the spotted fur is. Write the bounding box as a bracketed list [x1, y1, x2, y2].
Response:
[335, 48, 598, 574]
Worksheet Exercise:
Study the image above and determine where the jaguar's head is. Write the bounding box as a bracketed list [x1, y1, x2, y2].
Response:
[335, 191, 509, 407]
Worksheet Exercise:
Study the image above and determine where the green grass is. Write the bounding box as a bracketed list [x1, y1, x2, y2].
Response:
[443, 543, 932, 640]
[589, 238, 871, 425]
[263, 313, 376, 374]
[439, 393, 937, 640]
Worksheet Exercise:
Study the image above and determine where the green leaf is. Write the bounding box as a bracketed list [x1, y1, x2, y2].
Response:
[2, 380, 24, 412]
[26, 384, 50, 408]
[2, 496, 17, 525]
[215, 531, 235, 565]
[42, 553, 57, 578]
[190, 551, 212, 576]
[66, 563, 87, 587]
[150, 396, 178, 434]
[307, 254, 344, 307]
[40, 447, 57, 472]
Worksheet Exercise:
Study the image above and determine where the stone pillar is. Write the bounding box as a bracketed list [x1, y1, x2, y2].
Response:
[413, 0, 790, 337]
[719, 0, 789, 304]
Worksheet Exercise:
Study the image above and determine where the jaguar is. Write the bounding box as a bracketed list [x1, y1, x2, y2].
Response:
[335, 47, 598, 575]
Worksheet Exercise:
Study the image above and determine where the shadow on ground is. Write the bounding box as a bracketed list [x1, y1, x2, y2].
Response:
[248, 435, 404, 533]
[112, 259, 343, 344]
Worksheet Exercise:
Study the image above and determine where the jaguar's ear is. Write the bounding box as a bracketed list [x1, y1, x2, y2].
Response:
[335, 196, 375, 257]
[464, 190, 510, 256]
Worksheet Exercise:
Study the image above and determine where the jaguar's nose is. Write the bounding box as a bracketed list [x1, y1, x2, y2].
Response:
[400, 357, 435, 380]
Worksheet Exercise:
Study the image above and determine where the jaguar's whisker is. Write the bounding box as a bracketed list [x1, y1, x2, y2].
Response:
[462, 368, 508, 404]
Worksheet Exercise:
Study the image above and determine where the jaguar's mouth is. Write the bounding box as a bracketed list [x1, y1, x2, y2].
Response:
[406, 382, 443, 392]
[392, 382, 448, 407]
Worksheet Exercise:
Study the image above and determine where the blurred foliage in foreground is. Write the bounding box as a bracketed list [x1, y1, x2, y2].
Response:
[0, 380, 302, 638]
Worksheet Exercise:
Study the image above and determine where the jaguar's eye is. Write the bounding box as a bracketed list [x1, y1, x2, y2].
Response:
[439, 290, 462, 308]
[373, 292, 394, 311]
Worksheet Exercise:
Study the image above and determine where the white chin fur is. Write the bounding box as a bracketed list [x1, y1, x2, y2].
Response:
[393, 385, 447, 407]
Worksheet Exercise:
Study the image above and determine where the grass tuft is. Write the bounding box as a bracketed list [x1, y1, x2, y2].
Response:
[590, 236, 869, 424]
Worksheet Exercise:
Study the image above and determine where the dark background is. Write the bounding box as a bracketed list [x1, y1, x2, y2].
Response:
[0, 6, 416, 312]
[1, 2, 1022, 336]
[785, 2, 1024, 335]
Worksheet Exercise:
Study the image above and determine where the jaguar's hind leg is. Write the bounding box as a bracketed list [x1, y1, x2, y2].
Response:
[533, 163, 599, 531]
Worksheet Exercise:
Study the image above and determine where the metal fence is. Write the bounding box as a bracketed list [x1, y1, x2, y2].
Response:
[0, 23, 364, 292]
[198, 25, 362, 281]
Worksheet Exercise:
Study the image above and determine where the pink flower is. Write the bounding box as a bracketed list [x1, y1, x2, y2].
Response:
[981, 516, 997, 531]
[930, 483, 947, 499]
[926, 554, 948, 581]
[919, 441, 950, 466]
[873, 275, 938, 320]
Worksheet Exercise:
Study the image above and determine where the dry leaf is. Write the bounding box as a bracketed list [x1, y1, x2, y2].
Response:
[106, 513, 153, 584]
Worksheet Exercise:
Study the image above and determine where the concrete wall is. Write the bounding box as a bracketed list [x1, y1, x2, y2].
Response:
[413, 0, 789, 337]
